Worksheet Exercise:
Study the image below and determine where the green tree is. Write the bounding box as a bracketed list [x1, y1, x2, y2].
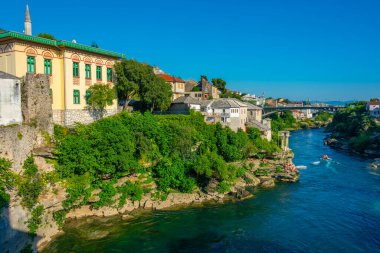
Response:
[370, 98, 379, 102]
[140, 77, 172, 112]
[211, 78, 227, 93]
[37, 33, 56, 40]
[114, 59, 172, 112]
[86, 84, 116, 118]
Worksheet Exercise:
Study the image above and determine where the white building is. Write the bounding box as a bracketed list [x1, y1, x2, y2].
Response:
[0, 72, 22, 126]
[242, 94, 266, 106]
[366, 102, 380, 118]
[201, 98, 248, 132]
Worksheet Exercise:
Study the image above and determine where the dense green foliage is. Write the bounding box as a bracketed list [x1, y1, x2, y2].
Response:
[53, 210, 67, 229]
[118, 181, 143, 207]
[211, 78, 227, 93]
[27, 205, 44, 234]
[114, 59, 172, 111]
[86, 84, 116, 118]
[0, 158, 14, 210]
[55, 112, 281, 208]
[37, 33, 56, 40]
[327, 102, 380, 151]
[18, 156, 44, 210]
[314, 111, 333, 123]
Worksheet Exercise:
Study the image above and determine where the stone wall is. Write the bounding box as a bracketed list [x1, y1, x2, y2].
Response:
[0, 73, 53, 172]
[22, 73, 53, 134]
[0, 125, 45, 172]
[53, 109, 118, 126]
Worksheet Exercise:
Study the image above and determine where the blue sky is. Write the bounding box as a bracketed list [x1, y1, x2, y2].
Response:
[1, 0, 379, 101]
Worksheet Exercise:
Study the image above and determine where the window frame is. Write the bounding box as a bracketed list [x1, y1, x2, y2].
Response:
[73, 62, 80, 77]
[107, 67, 112, 82]
[27, 56, 36, 73]
[73, 89, 80, 104]
[85, 64, 91, 79]
[44, 59, 52, 75]
[96, 66, 102, 80]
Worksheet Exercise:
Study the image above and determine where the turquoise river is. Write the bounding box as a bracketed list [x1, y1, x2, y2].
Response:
[43, 129, 380, 253]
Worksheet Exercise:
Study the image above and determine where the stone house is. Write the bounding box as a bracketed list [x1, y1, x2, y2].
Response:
[0, 3, 125, 126]
[201, 98, 247, 132]
[169, 96, 201, 113]
[186, 76, 220, 100]
[244, 102, 272, 141]
[156, 73, 186, 101]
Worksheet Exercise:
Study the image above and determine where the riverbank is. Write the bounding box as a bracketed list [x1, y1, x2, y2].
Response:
[323, 102, 380, 158]
[37, 155, 299, 251]
[324, 134, 380, 157]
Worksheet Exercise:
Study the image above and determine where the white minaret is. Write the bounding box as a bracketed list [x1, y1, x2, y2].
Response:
[24, 2, 32, 35]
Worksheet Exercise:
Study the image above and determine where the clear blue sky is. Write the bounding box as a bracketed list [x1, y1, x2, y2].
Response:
[1, 0, 379, 101]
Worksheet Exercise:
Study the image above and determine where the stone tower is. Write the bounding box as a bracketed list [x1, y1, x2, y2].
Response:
[24, 2, 32, 35]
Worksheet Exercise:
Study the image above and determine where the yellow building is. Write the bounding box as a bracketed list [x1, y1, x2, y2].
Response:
[0, 5, 125, 126]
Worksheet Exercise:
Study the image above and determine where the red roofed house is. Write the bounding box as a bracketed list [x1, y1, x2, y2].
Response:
[156, 73, 186, 100]
[366, 101, 380, 118]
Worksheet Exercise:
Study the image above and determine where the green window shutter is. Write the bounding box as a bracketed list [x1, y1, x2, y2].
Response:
[96, 66, 102, 80]
[85, 89, 91, 105]
[44, 59, 52, 75]
[73, 89, 80, 104]
[107, 68, 112, 81]
[85, 64, 91, 79]
[27, 56, 35, 73]
[73, 62, 79, 77]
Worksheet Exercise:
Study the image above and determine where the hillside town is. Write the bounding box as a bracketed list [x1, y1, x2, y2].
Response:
[1, 3, 378, 141]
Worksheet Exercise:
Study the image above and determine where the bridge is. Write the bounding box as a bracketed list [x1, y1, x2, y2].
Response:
[262, 105, 346, 117]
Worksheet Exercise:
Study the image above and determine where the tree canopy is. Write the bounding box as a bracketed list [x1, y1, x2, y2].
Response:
[114, 59, 172, 112]
[86, 84, 116, 118]
[212, 78, 227, 93]
[37, 33, 56, 40]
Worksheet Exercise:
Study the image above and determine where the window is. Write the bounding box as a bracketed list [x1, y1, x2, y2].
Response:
[44, 59, 52, 75]
[85, 64, 91, 79]
[96, 66, 102, 80]
[85, 89, 91, 105]
[27, 56, 35, 73]
[73, 62, 79, 77]
[107, 68, 112, 82]
[73, 89, 80, 104]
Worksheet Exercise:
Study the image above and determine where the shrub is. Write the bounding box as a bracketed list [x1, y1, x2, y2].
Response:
[27, 205, 44, 235]
[93, 180, 117, 209]
[118, 181, 143, 207]
[53, 210, 67, 229]
[217, 181, 230, 194]
[62, 174, 92, 209]
[0, 158, 14, 210]
[18, 157, 44, 210]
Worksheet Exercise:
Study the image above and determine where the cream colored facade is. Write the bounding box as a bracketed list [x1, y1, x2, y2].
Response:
[0, 32, 124, 126]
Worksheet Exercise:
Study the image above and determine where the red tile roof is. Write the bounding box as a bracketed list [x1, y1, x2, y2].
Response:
[367, 101, 380, 105]
[157, 74, 185, 83]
